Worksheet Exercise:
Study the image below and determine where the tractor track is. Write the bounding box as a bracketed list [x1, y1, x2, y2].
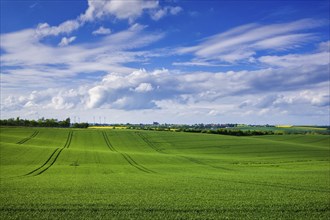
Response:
[121, 153, 155, 173]
[102, 131, 155, 173]
[181, 156, 232, 171]
[16, 131, 39, 144]
[24, 148, 59, 176]
[102, 131, 116, 151]
[135, 132, 165, 154]
[136, 132, 229, 171]
[63, 131, 73, 148]
[24, 131, 73, 176]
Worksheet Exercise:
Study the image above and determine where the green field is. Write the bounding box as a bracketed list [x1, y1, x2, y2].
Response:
[1, 127, 329, 219]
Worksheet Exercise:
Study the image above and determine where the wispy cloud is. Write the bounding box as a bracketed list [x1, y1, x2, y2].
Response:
[177, 19, 326, 63]
[34, 0, 181, 39]
[172, 61, 228, 67]
[92, 26, 111, 35]
[258, 52, 329, 67]
[0, 24, 165, 90]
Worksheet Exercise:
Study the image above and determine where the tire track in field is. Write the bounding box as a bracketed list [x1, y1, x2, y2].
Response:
[102, 131, 155, 173]
[136, 132, 230, 171]
[102, 131, 116, 151]
[24, 131, 73, 176]
[135, 132, 166, 154]
[16, 131, 39, 144]
[181, 156, 232, 171]
[121, 153, 155, 173]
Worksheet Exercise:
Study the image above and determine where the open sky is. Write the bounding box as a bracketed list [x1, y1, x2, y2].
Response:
[1, 0, 329, 125]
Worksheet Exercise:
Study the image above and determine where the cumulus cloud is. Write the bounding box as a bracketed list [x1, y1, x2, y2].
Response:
[239, 88, 329, 112]
[48, 96, 75, 110]
[58, 36, 76, 47]
[82, 53, 329, 111]
[1, 89, 83, 111]
[86, 86, 108, 109]
[80, 0, 159, 23]
[86, 69, 167, 109]
[92, 26, 111, 35]
[134, 83, 154, 92]
[2, 60, 329, 124]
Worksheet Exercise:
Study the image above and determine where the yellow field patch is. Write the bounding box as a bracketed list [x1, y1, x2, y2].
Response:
[292, 126, 327, 130]
[89, 126, 128, 129]
[276, 125, 292, 128]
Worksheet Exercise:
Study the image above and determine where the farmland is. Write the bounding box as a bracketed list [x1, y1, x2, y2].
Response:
[0, 127, 329, 219]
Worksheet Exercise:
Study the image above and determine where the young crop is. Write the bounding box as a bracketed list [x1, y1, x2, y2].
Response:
[1, 127, 329, 219]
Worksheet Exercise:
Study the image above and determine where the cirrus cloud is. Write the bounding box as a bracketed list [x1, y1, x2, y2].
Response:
[177, 19, 327, 63]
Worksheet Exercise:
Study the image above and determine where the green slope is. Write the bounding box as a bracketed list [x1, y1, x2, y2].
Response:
[1, 127, 329, 219]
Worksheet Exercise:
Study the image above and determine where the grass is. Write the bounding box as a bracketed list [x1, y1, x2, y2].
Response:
[0, 127, 329, 219]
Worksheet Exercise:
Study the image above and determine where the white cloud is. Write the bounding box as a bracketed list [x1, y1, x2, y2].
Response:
[86, 86, 107, 109]
[318, 41, 330, 52]
[0, 26, 164, 89]
[2, 63, 329, 124]
[150, 8, 167, 21]
[36, 20, 81, 38]
[240, 87, 329, 111]
[150, 6, 182, 20]
[1, 89, 84, 111]
[134, 83, 154, 92]
[34, 0, 179, 39]
[80, 0, 159, 23]
[45, 52, 325, 111]
[172, 61, 227, 67]
[48, 96, 75, 110]
[1, 9, 328, 125]
[252, 33, 315, 50]
[258, 52, 329, 67]
[92, 26, 111, 35]
[58, 36, 76, 47]
[169, 6, 182, 15]
[177, 19, 326, 63]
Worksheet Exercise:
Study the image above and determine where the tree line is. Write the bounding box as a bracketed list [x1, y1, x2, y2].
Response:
[184, 128, 276, 136]
[128, 126, 329, 135]
[0, 117, 88, 128]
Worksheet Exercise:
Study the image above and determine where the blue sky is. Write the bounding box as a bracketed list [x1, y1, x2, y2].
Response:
[1, 0, 329, 125]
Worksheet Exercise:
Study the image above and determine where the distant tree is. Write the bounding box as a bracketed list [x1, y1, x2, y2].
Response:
[72, 123, 89, 128]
